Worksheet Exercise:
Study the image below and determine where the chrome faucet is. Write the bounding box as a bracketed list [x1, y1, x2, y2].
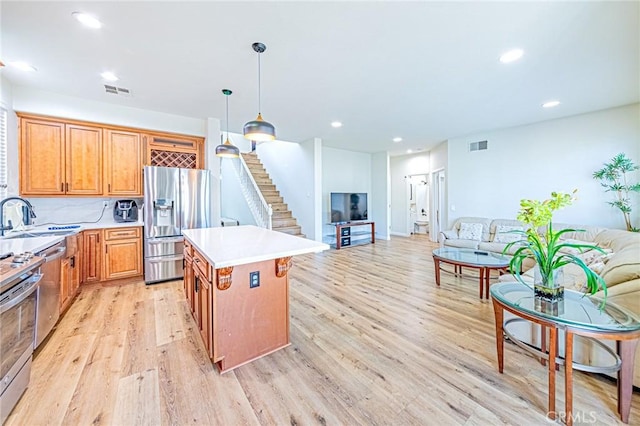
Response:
[0, 197, 37, 236]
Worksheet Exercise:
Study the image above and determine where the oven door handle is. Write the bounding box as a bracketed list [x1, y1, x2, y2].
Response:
[0, 273, 42, 314]
[42, 247, 66, 262]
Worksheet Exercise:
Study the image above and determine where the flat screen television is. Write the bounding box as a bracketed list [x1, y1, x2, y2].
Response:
[330, 192, 368, 223]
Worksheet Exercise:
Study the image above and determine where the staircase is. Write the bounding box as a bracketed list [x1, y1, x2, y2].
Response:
[241, 152, 304, 236]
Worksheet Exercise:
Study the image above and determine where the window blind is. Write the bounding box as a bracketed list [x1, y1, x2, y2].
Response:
[0, 107, 7, 199]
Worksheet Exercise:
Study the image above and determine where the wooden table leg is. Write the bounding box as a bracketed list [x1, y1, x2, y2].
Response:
[479, 267, 484, 299]
[548, 327, 557, 421]
[565, 331, 574, 426]
[485, 268, 491, 299]
[618, 339, 639, 423]
[541, 325, 547, 366]
[492, 298, 504, 373]
[434, 258, 441, 287]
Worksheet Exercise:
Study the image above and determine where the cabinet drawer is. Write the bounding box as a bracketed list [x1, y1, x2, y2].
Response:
[192, 249, 211, 282]
[104, 227, 141, 240]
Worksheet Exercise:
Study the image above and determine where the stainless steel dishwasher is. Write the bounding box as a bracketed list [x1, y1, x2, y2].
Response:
[34, 240, 66, 349]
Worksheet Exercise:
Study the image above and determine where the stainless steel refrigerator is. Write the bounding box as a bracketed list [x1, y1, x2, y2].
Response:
[144, 166, 211, 284]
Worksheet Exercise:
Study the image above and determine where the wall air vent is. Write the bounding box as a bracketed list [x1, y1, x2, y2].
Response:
[104, 85, 132, 97]
[469, 140, 488, 152]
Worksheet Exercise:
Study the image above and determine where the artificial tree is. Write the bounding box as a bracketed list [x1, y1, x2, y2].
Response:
[593, 153, 640, 232]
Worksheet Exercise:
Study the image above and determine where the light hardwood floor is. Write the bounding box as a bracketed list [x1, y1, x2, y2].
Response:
[6, 235, 639, 425]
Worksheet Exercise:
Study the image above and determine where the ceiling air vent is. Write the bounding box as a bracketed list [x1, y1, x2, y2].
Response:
[469, 140, 488, 152]
[104, 85, 132, 97]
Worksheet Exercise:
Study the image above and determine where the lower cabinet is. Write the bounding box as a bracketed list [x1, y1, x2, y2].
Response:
[60, 232, 82, 313]
[82, 230, 102, 283]
[188, 246, 214, 359]
[103, 227, 143, 280]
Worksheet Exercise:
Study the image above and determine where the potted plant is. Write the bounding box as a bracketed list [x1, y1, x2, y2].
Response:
[593, 153, 640, 232]
[503, 190, 608, 311]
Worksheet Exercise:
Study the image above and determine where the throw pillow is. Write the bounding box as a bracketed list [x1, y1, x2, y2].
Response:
[588, 261, 606, 275]
[442, 229, 459, 239]
[493, 225, 524, 244]
[458, 222, 483, 241]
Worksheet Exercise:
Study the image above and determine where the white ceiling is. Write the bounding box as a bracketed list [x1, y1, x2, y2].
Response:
[2, 1, 638, 155]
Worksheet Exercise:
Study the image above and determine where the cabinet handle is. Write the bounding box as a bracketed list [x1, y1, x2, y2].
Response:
[108, 183, 111, 192]
[70, 256, 75, 268]
[65, 182, 69, 192]
[97, 234, 100, 243]
[195, 276, 199, 293]
[194, 258, 200, 263]
[61, 182, 64, 192]
[105, 245, 108, 254]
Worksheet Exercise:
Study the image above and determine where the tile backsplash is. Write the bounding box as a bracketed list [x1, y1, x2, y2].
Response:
[25, 197, 143, 227]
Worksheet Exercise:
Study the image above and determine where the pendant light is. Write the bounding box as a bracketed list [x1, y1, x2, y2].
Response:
[243, 42, 276, 141]
[216, 89, 240, 158]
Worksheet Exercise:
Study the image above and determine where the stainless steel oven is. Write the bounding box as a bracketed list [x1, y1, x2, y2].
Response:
[0, 266, 42, 424]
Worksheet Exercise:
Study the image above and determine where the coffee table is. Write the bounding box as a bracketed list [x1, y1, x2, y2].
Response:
[491, 281, 640, 425]
[432, 247, 510, 299]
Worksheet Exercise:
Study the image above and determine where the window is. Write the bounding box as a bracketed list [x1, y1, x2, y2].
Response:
[0, 106, 7, 199]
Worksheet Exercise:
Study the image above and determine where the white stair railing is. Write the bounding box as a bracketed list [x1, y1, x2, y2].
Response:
[234, 155, 273, 230]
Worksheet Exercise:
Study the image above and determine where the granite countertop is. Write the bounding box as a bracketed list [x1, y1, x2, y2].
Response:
[182, 225, 329, 269]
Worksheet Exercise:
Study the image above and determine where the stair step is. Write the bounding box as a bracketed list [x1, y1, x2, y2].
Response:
[274, 225, 302, 235]
[258, 184, 276, 191]
[272, 217, 298, 227]
[270, 203, 289, 211]
[272, 211, 292, 219]
[264, 196, 284, 204]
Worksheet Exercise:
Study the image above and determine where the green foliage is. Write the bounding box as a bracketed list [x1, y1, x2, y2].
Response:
[593, 153, 640, 232]
[503, 190, 607, 307]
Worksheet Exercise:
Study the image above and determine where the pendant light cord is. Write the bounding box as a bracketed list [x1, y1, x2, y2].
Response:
[257, 52, 262, 115]
[226, 93, 229, 140]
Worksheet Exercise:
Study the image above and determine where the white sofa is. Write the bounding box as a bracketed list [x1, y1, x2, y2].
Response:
[438, 216, 530, 255]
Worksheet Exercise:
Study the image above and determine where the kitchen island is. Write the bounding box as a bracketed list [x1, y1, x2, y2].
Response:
[181, 225, 329, 373]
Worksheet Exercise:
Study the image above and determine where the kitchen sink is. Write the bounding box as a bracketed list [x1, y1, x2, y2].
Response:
[3, 230, 79, 239]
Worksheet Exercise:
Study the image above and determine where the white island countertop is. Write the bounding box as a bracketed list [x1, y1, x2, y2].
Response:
[182, 225, 329, 268]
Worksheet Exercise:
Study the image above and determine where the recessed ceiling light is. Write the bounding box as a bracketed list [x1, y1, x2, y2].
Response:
[393, 137, 402, 143]
[331, 121, 342, 128]
[499, 49, 524, 64]
[9, 61, 37, 72]
[72, 12, 102, 29]
[100, 71, 119, 82]
[407, 149, 413, 154]
[542, 100, 561, 108]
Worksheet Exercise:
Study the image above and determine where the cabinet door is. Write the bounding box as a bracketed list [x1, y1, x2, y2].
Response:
[82, 230, 102, 283]
[184, 257, 194, 313]
[104, 129, 142, 196]
[60, 258, 71, 312]
[73, 233, 83, 291]
[193, 270, 202, 333]
[199, 276, 213, 358]
[20, 119, 65, 195]
[103, 238, 143, 280]
[65, 124, 103, 195]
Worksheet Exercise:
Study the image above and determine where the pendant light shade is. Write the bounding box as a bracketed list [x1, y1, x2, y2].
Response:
[243, 42, 276, 142]
[216, 89, 240, 158]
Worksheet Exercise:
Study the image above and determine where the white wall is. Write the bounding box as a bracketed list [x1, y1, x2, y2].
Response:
[12, 85, 205, 136]
[256, 137, 321, 240]
[321, 147, 372, 239]
[429, 141, 448, 239]
[389, 152, 430, 235]
[371, 152, 390, 240]
[220, 157, 257, 227]
[1, 77, 19, 197]
[447, 104, 640, 229]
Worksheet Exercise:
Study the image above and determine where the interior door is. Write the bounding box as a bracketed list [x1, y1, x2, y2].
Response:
[431, 170, 446, 242]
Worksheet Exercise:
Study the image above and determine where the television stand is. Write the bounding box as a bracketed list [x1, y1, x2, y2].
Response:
[334, 221, 375, 249]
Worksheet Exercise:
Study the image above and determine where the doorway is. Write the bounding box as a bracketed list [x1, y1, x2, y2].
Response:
[405, 174, 429, 235]
[431, 169, 445, 242]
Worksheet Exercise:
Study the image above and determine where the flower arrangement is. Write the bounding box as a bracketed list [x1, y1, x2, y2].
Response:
[503, 190, 607, 306]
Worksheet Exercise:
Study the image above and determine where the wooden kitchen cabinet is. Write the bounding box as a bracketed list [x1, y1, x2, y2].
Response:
[145, 133, 204, 169]
[193, 260, 213, 358]
[61, 233, 82, 313]
[82, 230, 102, 283]
[104, 129, 142, 196]
[19, 116, 103, 196]
[60, 257, 71, 311]
[184, 240, 194, 312]
[103, 227, 142, 280]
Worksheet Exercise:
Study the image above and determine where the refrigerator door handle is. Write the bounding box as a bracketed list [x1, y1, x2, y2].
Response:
[148, 255, 184, 263]
[147, 237, 184, 244]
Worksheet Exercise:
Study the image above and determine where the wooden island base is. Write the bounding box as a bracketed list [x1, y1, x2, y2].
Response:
[182, 226, 328, 373]
[214, 261, 290, 373]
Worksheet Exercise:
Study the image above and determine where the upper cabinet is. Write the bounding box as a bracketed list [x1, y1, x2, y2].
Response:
[20, 118, 102, 196]
[18, 113, 204, 197]
[104, 129, 142, 196]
